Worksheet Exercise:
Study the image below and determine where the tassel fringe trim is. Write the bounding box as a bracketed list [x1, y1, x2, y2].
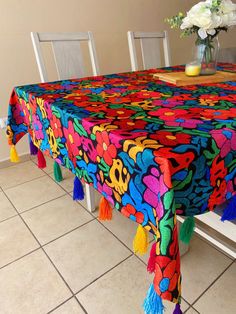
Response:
[179, 216, 195, 244]
[147, 242, 156, 273]
[173, 304, 183, 314]
[37, 150, 46, 169]
[143, 283, 164, 314]
[221, 196, 236, 221]
[53, 162, 63, 182]
[98, 196, 113, 220]
[10, 145, 19, 163]
[28, 134, 38, 155]
[73, 176, 84, 200]
[133, 225, 149, 255]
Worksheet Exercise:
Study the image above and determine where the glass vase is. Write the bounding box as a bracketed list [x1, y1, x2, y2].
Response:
[195, 36, 220, 75]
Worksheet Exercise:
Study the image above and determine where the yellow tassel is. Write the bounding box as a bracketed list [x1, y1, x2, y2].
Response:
[133, 225, 149, 255]
[10, 145, 19, 162]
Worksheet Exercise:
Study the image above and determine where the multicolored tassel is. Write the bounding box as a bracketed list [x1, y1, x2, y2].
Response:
[28, 134, 38, 155]
[221, 196, 236, 221]
[179, 216, 195, 244]
[173, 304, 182, 314]
[98, 196, 113, 220]
[10, 145, 19, 162]
[53, 161, 63, 182]
[133, 225, 149, 255]
[73, 176, 84, 200]
[143, 283, 164, 314]
[147, 242, 156, 273]
[37, 150, 46, 169]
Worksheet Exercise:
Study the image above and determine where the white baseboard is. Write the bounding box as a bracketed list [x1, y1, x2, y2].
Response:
[0, 151, 31, 168]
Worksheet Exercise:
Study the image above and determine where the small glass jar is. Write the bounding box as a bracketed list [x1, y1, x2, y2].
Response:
[185, 61, 201, 77]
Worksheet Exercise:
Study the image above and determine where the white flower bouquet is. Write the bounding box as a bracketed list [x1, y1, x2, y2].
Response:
[167, 0, 236, 39]
[166, 0, 236, 74]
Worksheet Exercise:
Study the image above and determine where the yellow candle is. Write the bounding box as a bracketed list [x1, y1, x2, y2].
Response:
[185, 62, 201, 77]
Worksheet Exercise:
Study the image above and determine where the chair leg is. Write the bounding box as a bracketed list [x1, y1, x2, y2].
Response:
[85, 184, 96, 212]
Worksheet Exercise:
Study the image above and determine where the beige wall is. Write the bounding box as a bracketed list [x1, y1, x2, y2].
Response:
[0, 0, 235, 161]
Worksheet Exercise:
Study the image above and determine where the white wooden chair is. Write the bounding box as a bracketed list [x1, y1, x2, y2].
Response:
[127, 32, 236, 258]
[127, 31, 171, 71]
[31, 31, 100, 212]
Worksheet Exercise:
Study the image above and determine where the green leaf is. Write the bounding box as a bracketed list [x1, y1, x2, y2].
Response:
[73, 119, 88, 137]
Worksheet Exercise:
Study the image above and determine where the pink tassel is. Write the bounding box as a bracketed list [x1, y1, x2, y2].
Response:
[147, 242, 156, 273]
[173, 304, 182, 314]
[37, 150, 46, 169]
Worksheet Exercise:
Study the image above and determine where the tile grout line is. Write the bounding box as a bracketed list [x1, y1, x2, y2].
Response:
[46, 296, 75, 314]
[0, 247, 41, 271]
[41, 218, 96, 247]
[3, 162, 234, 313]
[184, 305, 200, 314]
[39, 247, 89, 314]
[1, 188, 90, 313]
[0, 158, 33, 170]
[0, 168, 197, 309]
[46, 296, 87, 314]
[75, 254, 133, 295]
[37, 170, 161, 308]
[39, 166, 150, 264]
[191, 259, 235, 309]
[2, 173, 47, 191]
[1, 188, 96, 266]
[1, 177, 135, 313]
[0, 213, 19, 225]
[14, 193, 67, 215]
[183, 305, 191, 314]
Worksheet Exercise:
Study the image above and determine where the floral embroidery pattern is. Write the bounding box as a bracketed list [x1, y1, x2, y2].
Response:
[7, 64, 236, 304]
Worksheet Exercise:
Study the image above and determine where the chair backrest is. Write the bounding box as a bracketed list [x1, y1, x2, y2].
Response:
[127, 31, 171, 71]
[31, 32, 99, 82]
[218, 47, 236, 64]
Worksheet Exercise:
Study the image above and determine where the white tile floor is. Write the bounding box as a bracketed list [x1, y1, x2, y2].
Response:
[0, 158, 235, 314]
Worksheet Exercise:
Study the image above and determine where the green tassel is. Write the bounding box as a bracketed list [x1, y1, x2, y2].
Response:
[180, 217, 195, 244]
[53, 161, 63, 182]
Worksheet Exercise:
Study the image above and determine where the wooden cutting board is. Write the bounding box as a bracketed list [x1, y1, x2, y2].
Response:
[153, 71, 236, 86]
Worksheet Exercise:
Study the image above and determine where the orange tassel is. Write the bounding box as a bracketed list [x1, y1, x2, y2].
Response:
[98, 196, 113, 220]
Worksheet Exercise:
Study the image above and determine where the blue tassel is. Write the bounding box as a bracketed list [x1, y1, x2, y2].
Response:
[221, 196, 236, 222]
[73, 176, 84, 201]
[28, 134, 38, 155]
[143, 283, 164, 314]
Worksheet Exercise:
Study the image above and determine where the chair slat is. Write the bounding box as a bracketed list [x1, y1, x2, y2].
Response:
[52, 41, 85, 79]
[38, 32, 89, 42]
[134, 31, 165, 39]
[140, 38, 161, 70]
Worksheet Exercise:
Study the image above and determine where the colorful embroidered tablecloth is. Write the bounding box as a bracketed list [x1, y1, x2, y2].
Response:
[7, 65, 236, 312]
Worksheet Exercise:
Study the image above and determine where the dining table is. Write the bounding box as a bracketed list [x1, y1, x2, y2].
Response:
[6, 64, 236, 314]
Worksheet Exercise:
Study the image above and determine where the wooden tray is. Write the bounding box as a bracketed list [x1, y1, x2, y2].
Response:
[153, 71, 236, 86]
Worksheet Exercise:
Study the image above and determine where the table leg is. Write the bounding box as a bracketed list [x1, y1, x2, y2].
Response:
[85, 184, 96, 212]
